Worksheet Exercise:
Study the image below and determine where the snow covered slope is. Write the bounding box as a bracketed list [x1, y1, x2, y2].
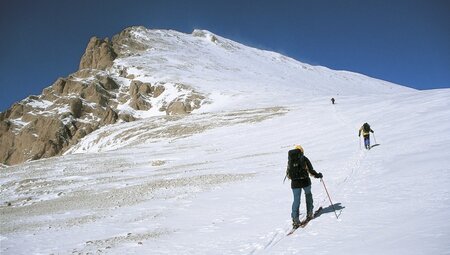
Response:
[64, 26, 414, 154]
[1, 86, 449, 254]
[0, 26, 447, 255]
[110, 27, 413, 112]
[0, 26, 414, 166]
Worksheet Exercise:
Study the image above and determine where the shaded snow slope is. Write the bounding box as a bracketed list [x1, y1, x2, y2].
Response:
[1, 88, 449, 254]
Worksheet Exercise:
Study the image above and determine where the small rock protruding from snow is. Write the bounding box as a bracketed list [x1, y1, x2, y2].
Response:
[192, 29, 219, 43]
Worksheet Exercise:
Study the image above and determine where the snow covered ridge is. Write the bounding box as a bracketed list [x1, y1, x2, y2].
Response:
[0, 25, 414, 166]
[112, 27, 413, 100]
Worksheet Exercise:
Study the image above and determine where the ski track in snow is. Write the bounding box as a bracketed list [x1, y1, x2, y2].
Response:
[1, 89, 450, 254]
[2, 28, 448, 254]
[250, 113, 369, 254]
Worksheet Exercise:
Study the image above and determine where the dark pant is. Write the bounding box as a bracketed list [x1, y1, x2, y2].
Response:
[291, 185, 313, 222]
[364, 135, 370, 148]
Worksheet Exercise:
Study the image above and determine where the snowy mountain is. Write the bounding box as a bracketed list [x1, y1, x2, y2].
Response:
[2, 26, 449, 254]
[0, 26, 411, 166]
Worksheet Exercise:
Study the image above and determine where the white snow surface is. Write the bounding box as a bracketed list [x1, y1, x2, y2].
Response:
[2, 89, 449, 254]
[1, 28, 449, 254]
[111, 28, 413, 114]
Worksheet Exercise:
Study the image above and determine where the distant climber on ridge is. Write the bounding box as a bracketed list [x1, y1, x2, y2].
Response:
[331, 98, 335, 104]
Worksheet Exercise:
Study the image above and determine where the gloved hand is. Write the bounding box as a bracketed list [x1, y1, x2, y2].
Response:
[315, 172, 323, 178]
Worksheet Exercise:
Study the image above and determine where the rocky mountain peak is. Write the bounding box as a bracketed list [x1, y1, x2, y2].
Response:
[111, 26, 152, 57]
[0, 26, 207, 166]
[0, 25, 411, 167]
[79, 36, 117, 70]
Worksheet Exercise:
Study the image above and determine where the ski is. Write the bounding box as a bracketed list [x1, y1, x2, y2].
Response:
[287, 207, 322, 235]
[300, 206, 323, 228]
[287, 225, 299, 236]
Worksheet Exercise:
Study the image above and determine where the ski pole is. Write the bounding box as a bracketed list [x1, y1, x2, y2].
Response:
[359, 136, 361, 150]
[320, 178, 339, 219]
[372, 133, 377, 144]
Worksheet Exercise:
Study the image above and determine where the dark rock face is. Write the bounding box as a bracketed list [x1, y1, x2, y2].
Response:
[79, 37, 117, 70]
[70, 98, 83, 118]
[111, 26, 150, 56]
[0, 35, 120, 166]
[0, 27, 206, 166]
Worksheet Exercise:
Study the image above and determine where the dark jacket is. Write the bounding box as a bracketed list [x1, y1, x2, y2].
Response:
[359, 125, 374, 138]
[288, 156, 319, 189]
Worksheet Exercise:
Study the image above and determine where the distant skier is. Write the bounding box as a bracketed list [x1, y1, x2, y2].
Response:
[359, 123, 374, 149]
[286, 145, 323, 228]
[331, 98, 335, 104]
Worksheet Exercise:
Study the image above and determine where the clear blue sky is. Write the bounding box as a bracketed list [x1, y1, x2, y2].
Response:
[1, 0, 449, 112]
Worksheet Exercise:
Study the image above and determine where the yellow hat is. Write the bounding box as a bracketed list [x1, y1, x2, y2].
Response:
[294, 145, 304, 153]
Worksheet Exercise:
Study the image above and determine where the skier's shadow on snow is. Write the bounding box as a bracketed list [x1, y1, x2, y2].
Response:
[317, 203, 345, 219]
[370, 144, 381, 149]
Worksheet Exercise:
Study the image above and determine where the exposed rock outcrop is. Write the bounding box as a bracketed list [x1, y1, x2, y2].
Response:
[166, 90, 205, 115]
[0, 116, 69, 165]
[79, 37, 117, 70]
[166, 101, 188, 115]
[99, 76, 119, 90]
[70, 98, 83, 118]
[128, 80, 162, 111]
[111, 26, 150, 56]
[153, 85, 165, 98]
[0, 27, 207, 166]
[101, 107, 118, 125]
[0, 71, 123, 165]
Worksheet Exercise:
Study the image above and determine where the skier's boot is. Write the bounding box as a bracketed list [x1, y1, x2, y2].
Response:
[292, 217, 301, 228]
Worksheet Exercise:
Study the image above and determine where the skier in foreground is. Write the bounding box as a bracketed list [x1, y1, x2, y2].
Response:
[286, 145, 323, 229]
[359, 122, 375, 149]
